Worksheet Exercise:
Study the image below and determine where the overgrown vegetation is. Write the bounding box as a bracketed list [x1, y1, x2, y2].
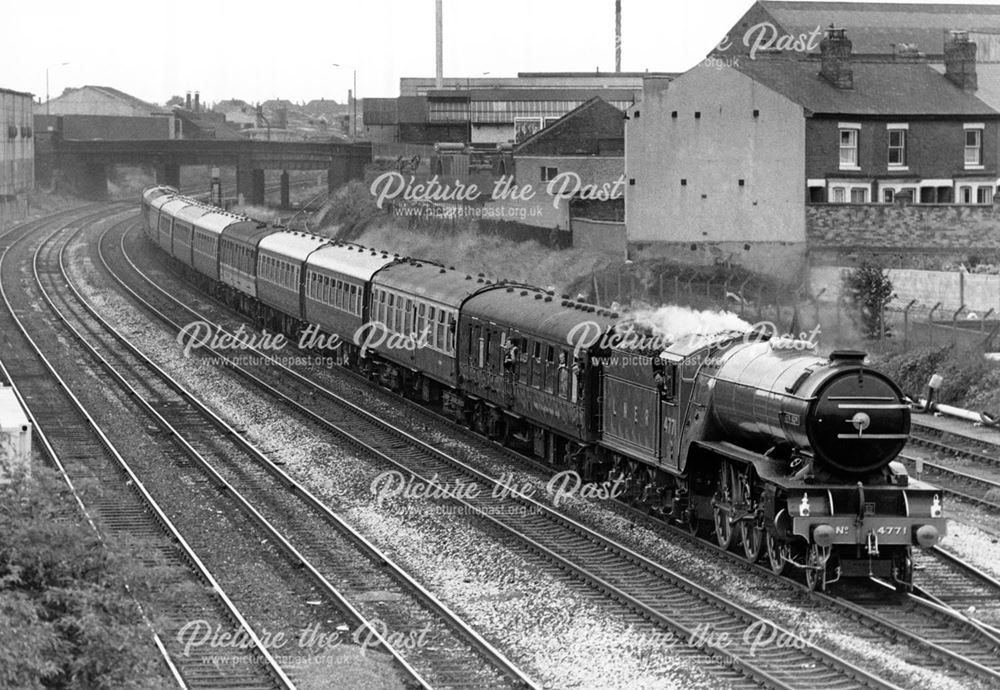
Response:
[842, 260, 895, 339]
[0, 469, 178, 689]
[314, 180, 382, 241]
[871, 344, 1000, 411]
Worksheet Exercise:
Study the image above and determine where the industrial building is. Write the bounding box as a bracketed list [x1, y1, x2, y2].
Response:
[364, 72, 667, 145]
[1, 87, 34, 225]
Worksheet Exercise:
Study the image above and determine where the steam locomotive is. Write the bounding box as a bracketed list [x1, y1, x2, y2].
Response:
[140, 186, 946, 591]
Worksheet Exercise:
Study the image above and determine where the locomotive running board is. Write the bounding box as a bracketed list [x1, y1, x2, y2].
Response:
[691, 440, 787, 482]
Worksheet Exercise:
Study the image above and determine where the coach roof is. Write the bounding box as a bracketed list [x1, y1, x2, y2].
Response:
[373, 260, 496, 308]
[257, 230, 329, 263]
[463, 285, 617, 346]
[307, 243, 399, 282]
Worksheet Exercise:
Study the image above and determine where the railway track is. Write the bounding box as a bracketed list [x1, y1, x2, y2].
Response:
[910, 421, 1000, 470]
[46, 219, 536, 689]
[0, 207, 291, 690]
[897, 451, 1000, 512]
[88, 220, 926, 689]
[107, 216, 1000, 687]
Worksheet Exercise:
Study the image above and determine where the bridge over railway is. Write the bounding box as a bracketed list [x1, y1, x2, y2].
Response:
[47, 138, 371, 204]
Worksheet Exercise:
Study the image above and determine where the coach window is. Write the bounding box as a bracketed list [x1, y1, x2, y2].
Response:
[447, 315, 456, 354]
[543, 346, 556, 394]
[517, 337, 529, 384]
[477, 328, 486, 368]
[530, 341, 543, 389]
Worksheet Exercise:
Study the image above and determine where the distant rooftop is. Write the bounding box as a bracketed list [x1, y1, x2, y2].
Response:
[1, 87, 33, 98]
[730, 1, 1000, 56]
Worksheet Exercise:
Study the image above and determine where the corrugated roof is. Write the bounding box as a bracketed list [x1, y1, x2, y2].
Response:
[758, 1, 1000, 55]
[83, 85, 162, 113]
[736, 57, 1000, 116]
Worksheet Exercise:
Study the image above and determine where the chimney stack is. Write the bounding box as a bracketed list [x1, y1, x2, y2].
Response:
[194, 91, 200, 112]
[615, 0, 622, 72]
[820, 28, 853, 89]
[185, 91, 192, 109]
[435, 0, 443, 89]
[945, 30, 977, 90]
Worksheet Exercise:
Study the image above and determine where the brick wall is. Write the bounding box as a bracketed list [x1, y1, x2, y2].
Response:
[807, 202, 1000, 250]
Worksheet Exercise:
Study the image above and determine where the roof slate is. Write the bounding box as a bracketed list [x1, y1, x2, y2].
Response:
[758, 1, 1000, 55]
[735, 57, 1000, 116]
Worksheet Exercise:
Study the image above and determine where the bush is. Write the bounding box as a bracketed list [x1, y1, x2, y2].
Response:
[0, 469, 175, 689]
[872, 344, 993, 405]
[842, 260, 895, 339]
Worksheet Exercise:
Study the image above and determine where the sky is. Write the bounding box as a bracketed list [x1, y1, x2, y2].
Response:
[4, 0, 999, 107]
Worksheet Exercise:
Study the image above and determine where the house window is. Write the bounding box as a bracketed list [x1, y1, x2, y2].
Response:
[978, 186, 993, 204]
[839, 128, 859, 168]
[850, 188, 867, 204]
[965, 128, 983, 166]
[832, 187, 846, 203]
[960, 186, 973, 204]
[540, 166, 558, 182]
[884, 189, 894, 203]
[888, 130, 906, 167]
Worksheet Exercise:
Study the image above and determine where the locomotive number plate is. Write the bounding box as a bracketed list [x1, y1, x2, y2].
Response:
[875, 526, 908, 535]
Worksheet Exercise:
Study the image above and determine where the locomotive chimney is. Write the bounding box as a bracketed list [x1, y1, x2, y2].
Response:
[194, 91, 200, 113]
[820, 27, 854, 89]
[185, 91, 192, 110]
[944, 30, 977, 90]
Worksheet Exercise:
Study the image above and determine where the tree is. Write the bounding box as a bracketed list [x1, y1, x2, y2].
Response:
[842, 260, 895, 339]
[164, 95, 184, 108]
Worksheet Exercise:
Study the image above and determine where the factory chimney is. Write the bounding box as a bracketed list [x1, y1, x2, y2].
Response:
[436, 0, 443, 89]
[615, 0, 621, 72]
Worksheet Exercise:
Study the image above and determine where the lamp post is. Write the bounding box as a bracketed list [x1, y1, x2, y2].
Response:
[46, 62, 70, 116]
[332, 63, 357, 140]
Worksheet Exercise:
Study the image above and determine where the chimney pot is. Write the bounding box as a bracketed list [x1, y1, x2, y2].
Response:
[945, 30, 977, 90]
[819, 27, 853, 89]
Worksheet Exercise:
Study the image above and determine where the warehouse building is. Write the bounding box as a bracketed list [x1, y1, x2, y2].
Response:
[1, 87, 34, 225]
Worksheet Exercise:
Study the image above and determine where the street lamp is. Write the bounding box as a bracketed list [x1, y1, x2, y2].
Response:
[46, 62, 70, 116]
[332, 63, 357, 140]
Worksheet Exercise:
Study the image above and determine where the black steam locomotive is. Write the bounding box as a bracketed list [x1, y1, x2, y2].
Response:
[141, 187, 946, 590]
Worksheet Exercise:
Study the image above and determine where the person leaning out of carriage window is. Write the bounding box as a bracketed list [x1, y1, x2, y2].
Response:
[558, 351, 570, 398]
[572, 353, 586, 396]
[503, 340, 518, 375]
